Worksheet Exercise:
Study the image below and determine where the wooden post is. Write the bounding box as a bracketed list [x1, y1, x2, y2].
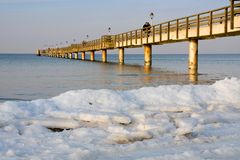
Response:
[225, 7, 228, 33]
[152, 26, 155, 43]
[186, 17, 189, 38]
[188, 39, 198, 75]
[159, 24, 162, 42]
[81, 51, 85, 60]
[135, 30, 137, 45]
[144, 44, 152, 67]
[90, 51, 95, 61]
[126, 33, 128, 46]
[118, 48, 124, 64]
[176, 20, 179, 39]
[146, 28, 149, 44]
[197, 14, 200, 37]
[209, 11, 213, 35]
[230, 0, 234, 30]
[167, 22, 170, 40]
[102, 49, 107, 63]
[130, 31, 133, 46]
[122, 34, 124, 47]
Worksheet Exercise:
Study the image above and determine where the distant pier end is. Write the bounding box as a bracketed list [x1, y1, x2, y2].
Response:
[36, 49, 41, 56]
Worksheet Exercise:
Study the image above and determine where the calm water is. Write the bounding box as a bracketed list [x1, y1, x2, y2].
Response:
[0, 53, 239, 101]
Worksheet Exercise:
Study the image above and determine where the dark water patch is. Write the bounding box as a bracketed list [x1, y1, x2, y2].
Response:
[0, 97, 30, 102]
[47, 127, 72, 132]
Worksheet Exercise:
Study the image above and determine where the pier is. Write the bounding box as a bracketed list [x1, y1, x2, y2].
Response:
[38, 1, 240, 80]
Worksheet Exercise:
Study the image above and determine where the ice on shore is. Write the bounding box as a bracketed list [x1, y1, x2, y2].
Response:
[0, 77, 240, 159]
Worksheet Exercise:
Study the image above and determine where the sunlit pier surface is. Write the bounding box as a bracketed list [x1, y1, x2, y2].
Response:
[38, 1, 240, 82]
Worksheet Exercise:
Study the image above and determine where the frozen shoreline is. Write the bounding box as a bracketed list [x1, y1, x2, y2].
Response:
[0, 77, 240, 159]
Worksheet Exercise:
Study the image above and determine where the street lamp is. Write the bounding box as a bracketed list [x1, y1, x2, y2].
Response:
[150, 12, 154, 26]
[86, 35, 89, 40]
[108, 27, 111, 34]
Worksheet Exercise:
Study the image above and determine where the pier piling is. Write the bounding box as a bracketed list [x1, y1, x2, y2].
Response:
[118, 48, 124, 64]
[188, 39, 198, 75]
[81, 52, 86, 60]
[90, 51, 95, 61]
[102, 49, 107, 63]
[74, 53, 78, 60]
[144, 45, 152, 67]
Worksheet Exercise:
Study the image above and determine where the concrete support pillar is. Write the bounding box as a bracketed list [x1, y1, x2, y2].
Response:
[74, 53, 78, 60]
[90, 51, 95, 61]
[81, 52, 86, 60]
[102, 49, 107, 63]
[118, 48, 124, 64]
[144, 44, 152, 67]
[69, 53, 72, 59]
[188, 39, 198, 75]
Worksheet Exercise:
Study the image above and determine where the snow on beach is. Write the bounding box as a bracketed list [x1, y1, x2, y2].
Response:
[0, 77, 240, 160]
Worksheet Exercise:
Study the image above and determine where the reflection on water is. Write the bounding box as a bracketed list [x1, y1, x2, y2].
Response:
[189, 74, 198, 84]
[0, 54, 239, 101]
[97, 62, 201, 90]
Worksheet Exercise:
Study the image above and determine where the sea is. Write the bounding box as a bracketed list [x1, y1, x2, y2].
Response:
[0, 53, 239, 102]
[1, 53, 240, 159]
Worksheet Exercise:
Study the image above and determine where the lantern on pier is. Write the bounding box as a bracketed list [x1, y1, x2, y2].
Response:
[149, 12, 154, 26]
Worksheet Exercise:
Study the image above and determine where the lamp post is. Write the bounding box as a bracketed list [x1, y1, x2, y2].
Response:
[150, 12, 154, 26]
[86, 35, 89, 41]
[108, 27, 111, 35]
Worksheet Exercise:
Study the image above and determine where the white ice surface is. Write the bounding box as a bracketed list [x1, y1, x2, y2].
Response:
[0, 77, 240, 159]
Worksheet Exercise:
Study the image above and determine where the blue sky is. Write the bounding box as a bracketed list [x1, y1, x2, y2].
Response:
[0, 0, 239, 53]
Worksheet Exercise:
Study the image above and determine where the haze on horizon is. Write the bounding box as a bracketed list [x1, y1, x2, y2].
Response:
[0, 0, 239, 54]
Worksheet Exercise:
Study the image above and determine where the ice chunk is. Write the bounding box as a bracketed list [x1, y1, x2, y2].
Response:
[28, 118, 81, 129]
[109, 131, 153, 144]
